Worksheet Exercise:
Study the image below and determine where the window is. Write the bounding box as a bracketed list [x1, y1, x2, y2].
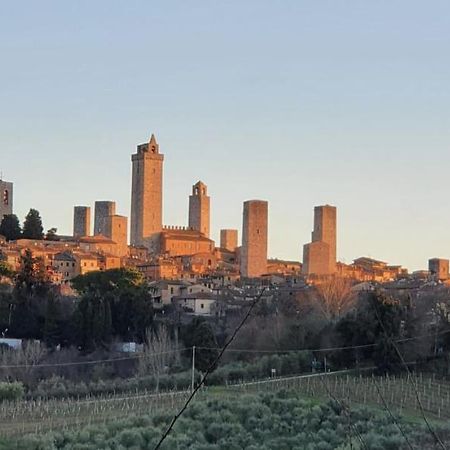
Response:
[3, 190, 9, 206]
[200, 303, 204, 309]
[66, 262, 69, 267]
[170, 287, 174, 294]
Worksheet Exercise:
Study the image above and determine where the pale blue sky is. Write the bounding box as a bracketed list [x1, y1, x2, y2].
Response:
[1, 1, 449, 271]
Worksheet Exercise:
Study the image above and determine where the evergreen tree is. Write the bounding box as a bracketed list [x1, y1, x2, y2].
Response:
[73, 268, 153, 349]
[43, 295, 62, 348]
[182, 317, 219, 373]
[0, 214, 22, 241]
[22, 209, 44, 240]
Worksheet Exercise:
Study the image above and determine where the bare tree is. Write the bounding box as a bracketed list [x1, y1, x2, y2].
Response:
[138, 325, 176, 391]
[314, 276, 356, 322]
[0, 340, 47, 385]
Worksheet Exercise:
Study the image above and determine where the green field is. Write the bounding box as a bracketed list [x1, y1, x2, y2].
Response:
[1, 372, 450, 449]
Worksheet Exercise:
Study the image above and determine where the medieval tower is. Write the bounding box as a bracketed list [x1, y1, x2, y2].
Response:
[130, 134, 164, 251]
[240, 200, 268, 278]
[188, 181, 210, 237]
[302, 204, 337, 276]
[94, 201, 116, 236]
[73, 206, 91, 238]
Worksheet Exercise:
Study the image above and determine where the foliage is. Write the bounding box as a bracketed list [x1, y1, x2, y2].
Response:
[45, 227, 59, 241]
[0, 382, 24, 403]
[336, 290, 406, 371]
[182, 317, 219, 373]
[73, 269, 154, 349]
[22, 209, 44, 240]
[0, 214, 21, 241]
[11, 390, 450, 449]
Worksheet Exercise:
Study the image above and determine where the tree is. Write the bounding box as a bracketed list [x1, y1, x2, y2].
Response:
[8, 250, 52, 339]
[45, 227, 59, 241]
[314, 276, 356, 322]
[22, 209, 44, 240]
[0, 214, 21, 241]
[336, 290, 405, 371]
[182, 318, 219, 373]
[73, 269, 154, 349]
[138, 325, 177, 390]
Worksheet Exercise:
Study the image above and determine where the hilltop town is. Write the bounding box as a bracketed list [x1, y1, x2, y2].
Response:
[1, 133, 448, 303]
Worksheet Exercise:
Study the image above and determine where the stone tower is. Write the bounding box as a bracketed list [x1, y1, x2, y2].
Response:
[94, 201, 116, 236]
[240, 200, 268, 278]
[302, 204, 337, 276]
[130, 134, 164, 251]
[73, 206, 91, 238]
[0, 180, 13, 221]
[188, 181, 210, 237]
[103, 215, 128, 257]
[220, 229, 238, 252]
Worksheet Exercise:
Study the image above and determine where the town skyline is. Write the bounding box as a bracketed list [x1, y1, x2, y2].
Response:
[3, 129, 450, 272]
[2, 1, 450, 271]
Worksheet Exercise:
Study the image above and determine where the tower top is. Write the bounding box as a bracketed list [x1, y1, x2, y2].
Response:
[136, 132, 161, 155]
[192, 180, 208, 196]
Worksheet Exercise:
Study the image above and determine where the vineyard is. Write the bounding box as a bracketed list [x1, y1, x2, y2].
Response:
[1, 370, 450, 441]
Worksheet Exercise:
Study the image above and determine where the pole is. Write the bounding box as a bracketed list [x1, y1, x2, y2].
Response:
[324, 356, 327, 373]
[191, 346, 196, 392]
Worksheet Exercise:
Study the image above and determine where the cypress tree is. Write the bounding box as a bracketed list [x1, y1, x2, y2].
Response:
[22, 209, 44, 240]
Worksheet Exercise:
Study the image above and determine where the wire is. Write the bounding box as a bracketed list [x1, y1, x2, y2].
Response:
[371, 291, 447, 450]
[0, 348, 187, 369]
[153, 288, 267, 450]
[2, 327, 448, 369]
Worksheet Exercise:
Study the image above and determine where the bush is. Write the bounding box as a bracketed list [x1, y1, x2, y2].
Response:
[0, 381, 24, 402]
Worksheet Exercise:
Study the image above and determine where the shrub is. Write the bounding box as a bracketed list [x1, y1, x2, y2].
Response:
[0, 381, 24, 402]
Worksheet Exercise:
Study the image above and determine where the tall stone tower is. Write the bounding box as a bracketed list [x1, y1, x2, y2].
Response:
[130, 134, 164, 251]
[302, 204, 337, 276]
[94, 201, 116, 236]
[0, 180, 13, 221]
[103, 215, 128, 257]
[220, 229, 238, 252]
[240, 200, 268, 278]
[73, 206, 91, 238]
[188, 181, 210, 237]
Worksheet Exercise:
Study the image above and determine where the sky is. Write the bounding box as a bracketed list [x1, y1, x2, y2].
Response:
[1, 1, 449, 271]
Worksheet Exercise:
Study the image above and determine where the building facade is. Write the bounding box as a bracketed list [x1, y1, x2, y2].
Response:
[73, 206, 91, 238]
[429, 258, 449, 281]
[130, 134, 164, 252]
[240, 200, 268, 278]
[220, 229, 238, 252]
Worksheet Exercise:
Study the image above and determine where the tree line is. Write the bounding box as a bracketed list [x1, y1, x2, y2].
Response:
[0, 209, 58, 241]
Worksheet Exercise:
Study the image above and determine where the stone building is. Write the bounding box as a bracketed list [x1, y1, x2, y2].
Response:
[160, 227, 214, 257]
[103, 214, 128, 257]
[94, 201, 116, 236]
[0, 179, 13, 221]
[220, 229, 238, 252]
[429, 258, 449, 281]
[188, 181, 210, 237]
[130, 134, 164, 252]
[240, 200, 268, 278]
[302, 205, 337, 277]
[73, 206, 91, 238]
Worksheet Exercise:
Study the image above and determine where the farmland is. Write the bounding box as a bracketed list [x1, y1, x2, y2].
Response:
[1, 370, 450, 448]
